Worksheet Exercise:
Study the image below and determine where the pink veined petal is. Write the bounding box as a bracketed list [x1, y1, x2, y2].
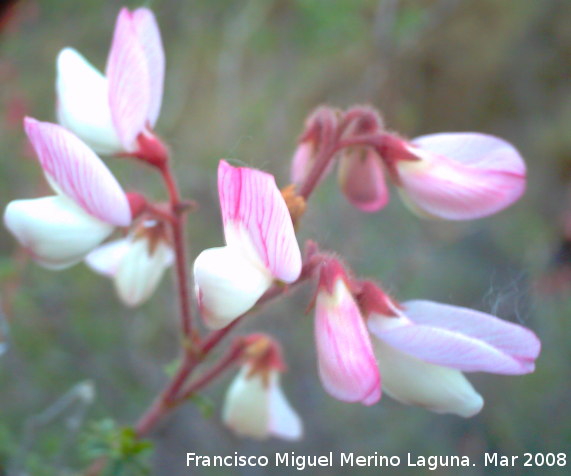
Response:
[338, 148, 389, 212]
[412, 133, 526, 171]
[218, 160, 302, 283]
[24, 118, 131, 226]
[315, 279, 381, 405]
[106, 8, 151, 150]
[368, 300, 540, 375]
[397, 133, 526, 220]
[131, 8, 164, 126]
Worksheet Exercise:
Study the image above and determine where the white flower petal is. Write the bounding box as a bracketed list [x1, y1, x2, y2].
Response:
[373, 339, 484, 418]
[56, 48, 122, 155]
[223, 368, 302, 440]
[222, 366, 270, 439]
[4, 196, 114, 270]
[85, 239, 131, 277]
[114, 237, 173, 307]
[193, 246, 273, 329]
[268, 376, 303, 440]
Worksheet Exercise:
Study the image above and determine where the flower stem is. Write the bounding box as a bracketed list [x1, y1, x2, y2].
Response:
[174, 342, 245, 404]
[159, 162, 194, 341]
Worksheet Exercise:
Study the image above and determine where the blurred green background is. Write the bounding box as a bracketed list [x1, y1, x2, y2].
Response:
[1, 0, 570, 474]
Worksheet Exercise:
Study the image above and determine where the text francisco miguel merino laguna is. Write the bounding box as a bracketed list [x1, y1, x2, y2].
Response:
[186, 452, 480, 471]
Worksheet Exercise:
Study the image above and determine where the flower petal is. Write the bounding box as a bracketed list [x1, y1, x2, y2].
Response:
[222, 366, 270, 439]
[368, 300, 540, 374]
[56, 48, 122, 154]
[338, 149, 389, 212]
[396, 133, 526, 220]
[114, 236, 174, 307]
[373, 338, 484, 417]
[268, 375, 303, 440]
[24, 117, 131, 227]
[291, 142, 314, 185]
[106, 8, 151, 150]
[315, 277, 380, 405]
[193, 246, 273, 329]
[4, 196, 114, 270]
[131, 8, 164, 126]
[85, 239, 131, 277]
[218, 160, 302, 283]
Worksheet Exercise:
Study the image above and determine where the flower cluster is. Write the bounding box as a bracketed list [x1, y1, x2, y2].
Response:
[3, 6, 540, 449]
[5, 7, 172, 307]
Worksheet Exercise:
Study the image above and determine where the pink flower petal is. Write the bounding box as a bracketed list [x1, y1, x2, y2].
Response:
[290, 142, 314, 185]
[396, 133, 526, 220]
[131, 8, 164, 126]
[338, 149, 389, 212]
[106, 8, 151, 150]
[218, 160, 302, 283]
[368, 300, 540, 374]
[315, 274, 380, 405]
[24, 118, 131, 226]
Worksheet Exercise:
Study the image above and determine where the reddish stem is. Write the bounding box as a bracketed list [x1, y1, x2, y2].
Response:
[159, 162, 194, 341]
[175, 342, 245, 404]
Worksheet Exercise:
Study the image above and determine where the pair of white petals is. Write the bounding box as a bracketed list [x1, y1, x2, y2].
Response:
[223, 365, 302, 440]
[86, 232, 174, 307]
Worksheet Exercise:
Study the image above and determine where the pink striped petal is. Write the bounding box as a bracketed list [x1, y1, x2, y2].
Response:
[396, 133, 526, 220]
[24, 118, 131, 227]
[218, 160, 302, 283]
[368, 300, 540, 374]
[131, 8, 164, 126]
[106, 8, 151, 150]
[315, 272, 380, 405]
[338, 148, 389, 212]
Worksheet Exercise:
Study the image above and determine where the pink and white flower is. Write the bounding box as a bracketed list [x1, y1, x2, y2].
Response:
[193, 160, 302, 329]
[56, 8, 165, 159]
[222, 335, 303, 440]
[381, 132, 526, 220]
[4, 118, 131, 269]
[314, 259, 381, 405]
[85, 221, 174, 307]
[359, 282, 540, 417]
